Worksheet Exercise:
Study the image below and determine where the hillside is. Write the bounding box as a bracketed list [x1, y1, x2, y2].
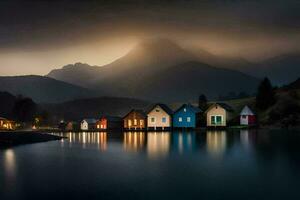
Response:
[0, 91, 17, 118]
[47, 39, 259, 102]
[42, 96, 151, 120]
[0, 75, 95, 103]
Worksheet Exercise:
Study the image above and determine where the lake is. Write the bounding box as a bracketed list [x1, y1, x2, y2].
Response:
[1, 130, 300, 200]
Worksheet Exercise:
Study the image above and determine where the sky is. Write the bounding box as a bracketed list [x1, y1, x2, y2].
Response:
[0, 0, 299, 75]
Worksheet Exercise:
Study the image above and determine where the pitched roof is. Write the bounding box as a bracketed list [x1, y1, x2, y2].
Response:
[82, 119, 97, 124]
[146, 103, 173, 115]
[174, 103, 202, 114]
[240, 105, 255, 115]
[205, 103, 234, 113]
[123, 109, 147, 119]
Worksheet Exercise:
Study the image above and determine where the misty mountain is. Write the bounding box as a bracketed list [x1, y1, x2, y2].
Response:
[42, 96, 151, 120]
[0, 75, 94, 103]
[47, 39, 259, 101]
[131, 61, 259, 102]
[47, 38, 195, 87]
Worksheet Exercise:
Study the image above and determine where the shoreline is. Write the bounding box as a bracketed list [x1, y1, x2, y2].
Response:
[0, 131, 66, 148]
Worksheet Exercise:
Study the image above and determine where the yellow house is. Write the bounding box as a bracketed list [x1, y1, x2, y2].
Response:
[205, 103, 234, 127]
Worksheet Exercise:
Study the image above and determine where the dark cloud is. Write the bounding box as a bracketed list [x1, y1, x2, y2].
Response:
[0, 0, 299, 75]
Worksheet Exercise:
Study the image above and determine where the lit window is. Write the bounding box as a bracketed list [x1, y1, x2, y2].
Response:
[140, 120, 144, 126]
[187, 117, 191, 122]
[134, 119, 137, 125]
[183, 108, 186, 112]
[128, 120, 132, 127]
[162, 117, 166, 123]
[179, 117, 182, 122]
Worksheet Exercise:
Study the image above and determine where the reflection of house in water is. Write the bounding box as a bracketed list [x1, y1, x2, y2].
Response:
[147, 132, 171, 158]
[68, 132, 107, 150]
[171, 131, 197, 153]
[240, 129, 257, 150]
[206, 131, 227, 157]
[123, 132, 146, 151]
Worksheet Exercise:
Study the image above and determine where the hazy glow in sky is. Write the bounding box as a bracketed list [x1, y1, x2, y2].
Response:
[0, 0, 299, 75]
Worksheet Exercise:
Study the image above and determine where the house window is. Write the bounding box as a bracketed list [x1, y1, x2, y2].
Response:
[128, 120, 132, 127]
[134, 119, 137, 125]
[162, 117, 167, 123]
[155, 109, 160, 112]
[179, 117, 182, 122]
[211, 116, 216, 124]
[187, 117, 191, 122]
[242, 115, 247, 119]
[211, 116, 222, 125]
[97, 124, 100, 129]
[183, 108, 186, 112]
[140, 120, 144, 126]
[216, 116, 222, 124]
[151, 117, 155, 123]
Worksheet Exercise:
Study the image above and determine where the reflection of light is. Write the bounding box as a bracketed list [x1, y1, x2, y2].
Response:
[178, 133, 183, 153]
[4, 149, 16, 180]
[123, 132, 145, 152]
[98, 132, 107, 151]
[240, 130, 249, 148]
[206, 131, 226, 158]
[147, 132, 170, 159]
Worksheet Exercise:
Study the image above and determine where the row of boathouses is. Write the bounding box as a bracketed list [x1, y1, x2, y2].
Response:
[61, 103, 256, 131]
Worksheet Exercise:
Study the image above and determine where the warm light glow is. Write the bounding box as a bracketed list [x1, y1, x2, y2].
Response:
[147, 132, 171, 159]
[123, 132, 145, 152]
[206, 131, 227, 158]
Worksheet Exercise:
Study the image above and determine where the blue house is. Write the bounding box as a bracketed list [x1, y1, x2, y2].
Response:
[173, 104, 202, 129]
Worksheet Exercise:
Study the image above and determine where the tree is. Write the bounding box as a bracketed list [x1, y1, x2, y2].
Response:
[13, 97, 37, 123]
[256, 77, 276, 110]
[198, 94, 208, 111]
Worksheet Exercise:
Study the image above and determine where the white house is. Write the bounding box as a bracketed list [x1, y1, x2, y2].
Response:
[240, 106, 256, 125]
[147, 103, 173, 130]
[81, 119, 97, 131]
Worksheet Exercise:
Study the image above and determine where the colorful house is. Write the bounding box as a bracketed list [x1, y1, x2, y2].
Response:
[0, 117, 16, 130]
[206, 103, 234, 127]
[81, 119, 97, 131]
[123, 109, 147, 130]
[172, 104, 202, 129]
[96, 116, 122, 130]
[240, 106, 256, 126]
[147, 103, 173, 131]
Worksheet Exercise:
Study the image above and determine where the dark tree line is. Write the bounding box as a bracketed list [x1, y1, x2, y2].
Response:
[256, 77, 276, 110]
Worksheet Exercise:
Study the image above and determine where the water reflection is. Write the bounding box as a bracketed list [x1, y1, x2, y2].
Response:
[3, 149, 16, 188]
[172, 131, 197, 153]
[147, 132, 171, 159]
[206, 131, 227, 158]
[55, 132, 108, 150]
[123, 132, 146, 152]
[51, 130, 260, 158]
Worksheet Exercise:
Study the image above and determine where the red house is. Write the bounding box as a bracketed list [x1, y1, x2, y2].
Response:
[96, 116, 122, 130]
[240, 106, 256, 125]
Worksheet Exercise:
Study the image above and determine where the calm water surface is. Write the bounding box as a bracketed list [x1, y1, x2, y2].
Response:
[1, 130, 300, 200]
